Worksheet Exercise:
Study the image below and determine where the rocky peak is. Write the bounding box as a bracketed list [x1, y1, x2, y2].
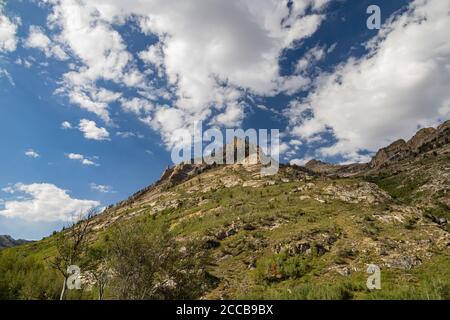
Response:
[304, 160, 338, 173]
[407, 127, 436, 151]
[437, 120, 450, 133]
[370, 139, 409, 169]
[202, 137, 267, 166]
[304, 159, 328, 167]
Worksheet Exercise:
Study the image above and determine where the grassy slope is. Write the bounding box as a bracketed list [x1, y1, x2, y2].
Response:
[1, 161, 449, 300]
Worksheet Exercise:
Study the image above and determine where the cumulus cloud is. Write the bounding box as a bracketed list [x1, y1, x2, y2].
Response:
[62, 87, 121, 123]
[46, 0, 141, 123]
[25, 149, 40, 158]
[2, 186, 15, 194]
[66, 153, 99, 166]
[0, 13, 18, 52]
[120, 97, 153, 116]
[61, 121, 72, 129]
[295, 44, 330, 74]
[287, 0, 450, 163]
[41, 0, 329, 147]
[24, 25, 69, 60]
[212, 102, 245, 128]
[90, 183, 115, 194]
[78, 119, 110, 141]
[0, 183, 99, 222]
[139, 42, 165, 76]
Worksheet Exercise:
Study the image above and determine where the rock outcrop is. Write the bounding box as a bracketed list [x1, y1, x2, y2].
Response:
[304, 121, 450, 174]
[369, 139, 410, 169]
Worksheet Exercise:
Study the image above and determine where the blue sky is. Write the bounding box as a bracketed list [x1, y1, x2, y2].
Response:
[0, 0, 448, 239]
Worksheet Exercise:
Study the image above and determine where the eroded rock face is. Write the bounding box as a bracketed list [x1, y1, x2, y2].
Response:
[383, 255, 422, 270]
[303, 121, 449, 176]
[322, 182, 392, 204]
[274, 231, 341, 257]
[370, 139, 410, 169]
[408, 127, 436, 151]
[437, 120, 450, 132]
[304, 160, 339, 173]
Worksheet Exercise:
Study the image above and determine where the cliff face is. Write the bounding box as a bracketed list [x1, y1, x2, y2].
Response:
[303, 121, 450, 175]
[369, 139, 409, 169]
[369, 121, 450, 169]
[408, 127, 437, 151]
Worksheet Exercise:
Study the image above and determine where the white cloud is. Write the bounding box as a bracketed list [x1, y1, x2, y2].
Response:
[66, 153, 99, 166]
[0, 13, 18, 52]
[24, 25, 69, 60]
[1, 186, 15, 194]
[135, 0, 327, 141]
[15, 58, 33, 68]
[116, 131, 144, 139]
[289, 139, 303, 146]
[62, 87, 121, 123]
[212, 102, 245, 128]
[287, 0, 450, 163]
[277, 142, 290, 155]
[90, 183, 114, 193]
[277, 75, 311, 95]
[25, 149, 40, 158]
[139, 42, 165, 76]
[78, 119, 110, 141]
[120, 97, 153, 116]
[0, 183, 99, 222]
[43, 0, 329, 146]
[0, 68, 15, 86]
[295, 44, 327, 74]
[46, 0, 141, 123]
[61, 121, 72, 129]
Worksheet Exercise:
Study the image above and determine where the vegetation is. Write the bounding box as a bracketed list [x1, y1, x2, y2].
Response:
[107, 221, 215, 300]
[0, 125, 449, 300]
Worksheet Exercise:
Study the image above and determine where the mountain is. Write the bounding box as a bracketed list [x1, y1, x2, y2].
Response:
[0, 235, 31, 249]
[0, 120, 449, 300]
[304, 120, 450, 177]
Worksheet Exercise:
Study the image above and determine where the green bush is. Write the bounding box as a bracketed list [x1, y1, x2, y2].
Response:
[0, 250, 61, 300]
[256, 253, 311, 283]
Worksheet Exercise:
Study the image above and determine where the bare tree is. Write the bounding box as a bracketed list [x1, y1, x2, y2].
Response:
[94, 267, 109, 300]
[48, 208, 97, 300]
[107, 222, 215, 300]
[85, 246, 110, 300]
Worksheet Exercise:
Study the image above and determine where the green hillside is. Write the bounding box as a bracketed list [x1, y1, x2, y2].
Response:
[1, 123, 449, 300]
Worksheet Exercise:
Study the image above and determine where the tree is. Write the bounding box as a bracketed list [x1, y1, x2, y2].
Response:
[48, 208, 97, 300]
[108, 222, 215, 300]
[85, 245, 110, 300]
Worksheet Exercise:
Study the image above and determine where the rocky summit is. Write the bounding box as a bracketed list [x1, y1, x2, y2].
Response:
[0, 120, 449, 300]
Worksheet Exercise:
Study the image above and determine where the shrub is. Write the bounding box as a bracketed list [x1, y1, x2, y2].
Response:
[107, 222, 216, 299]
[256, 253, 311, 283]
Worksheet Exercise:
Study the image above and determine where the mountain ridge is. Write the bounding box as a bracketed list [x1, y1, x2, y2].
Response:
[304, 120, 450, 176]
[1, 119, 449, 300]
[0, 235, 32, 249]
